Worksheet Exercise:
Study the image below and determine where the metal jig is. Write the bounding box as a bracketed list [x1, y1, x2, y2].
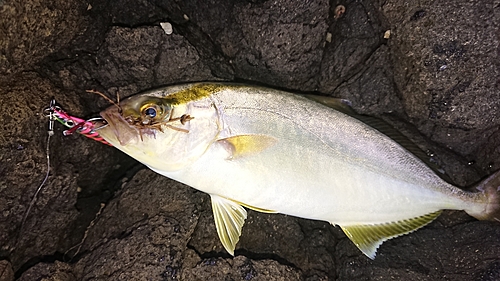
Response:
[45, 101, 112, 146]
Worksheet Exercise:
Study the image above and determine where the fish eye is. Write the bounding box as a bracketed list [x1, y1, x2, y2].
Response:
[143, 106, 157, 118]
[138, 100, 170, 123]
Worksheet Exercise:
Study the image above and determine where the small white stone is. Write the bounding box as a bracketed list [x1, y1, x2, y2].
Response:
[383, 30, 391, 39]
[326, 32, 332, 43]
[160, 22, 173, 35]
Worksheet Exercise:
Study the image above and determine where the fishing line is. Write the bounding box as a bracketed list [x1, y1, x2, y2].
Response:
[18, 99, 56, 241]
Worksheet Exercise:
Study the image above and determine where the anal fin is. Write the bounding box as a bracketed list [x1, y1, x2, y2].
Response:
[340, 211, 442, 259]
[210, 194, 248, 255]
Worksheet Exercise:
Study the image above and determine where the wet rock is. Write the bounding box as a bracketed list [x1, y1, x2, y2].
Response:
[227, 0, 329, 90]
[0, 73, 81, 268]
[91, 26, 215, 92]
[180, 252, 302, 280]
[320, 1, 388, 97]
[39, 27, 218, 112]
[69, 169, 203, 280]
[0, 73, 134, 270]
[332, 45, 401, 116]
[0, 0, 87, 75]
[156, 0, 330, 90]
[382, 1, 500, 166]
[17, 261, 74, 281]
[0, 260, 14, 281]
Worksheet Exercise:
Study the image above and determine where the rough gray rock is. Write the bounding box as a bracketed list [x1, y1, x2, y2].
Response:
[1, 0, 499, 280]
[0, 0, 86, 76]
[0, 260, 14, 281]
[382, 0, 500, 169]
[17, 261, 74, 281]
[0, 73, 137, 270]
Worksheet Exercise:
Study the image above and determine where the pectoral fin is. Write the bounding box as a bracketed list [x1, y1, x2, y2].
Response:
[340, 211, 442, 259]
[217, 134, 277, 159]
[210, 194, 248, 255]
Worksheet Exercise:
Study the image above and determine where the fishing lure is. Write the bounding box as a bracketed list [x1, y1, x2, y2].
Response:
[44, 100, 112, 146]
[19, 100, 110, 241]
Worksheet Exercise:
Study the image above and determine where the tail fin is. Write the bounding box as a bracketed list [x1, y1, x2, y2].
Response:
[473, 170, 500, 222]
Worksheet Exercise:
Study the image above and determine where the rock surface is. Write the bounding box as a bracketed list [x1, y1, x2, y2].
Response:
[1, 0, 499, 280]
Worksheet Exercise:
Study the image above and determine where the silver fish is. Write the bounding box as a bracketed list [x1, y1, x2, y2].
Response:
[97, 82, 500, 259]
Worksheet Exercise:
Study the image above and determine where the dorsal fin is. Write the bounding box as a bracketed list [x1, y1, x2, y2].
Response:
[302, 95, 356, 115]
[339, 211, 442, 259]
[303, 95, 451, 182]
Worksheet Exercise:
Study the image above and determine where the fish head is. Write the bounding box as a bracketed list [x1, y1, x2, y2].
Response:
[98, 87, 221, 171]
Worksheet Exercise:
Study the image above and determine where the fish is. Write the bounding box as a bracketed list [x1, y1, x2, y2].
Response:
[97, 82, 500, 259]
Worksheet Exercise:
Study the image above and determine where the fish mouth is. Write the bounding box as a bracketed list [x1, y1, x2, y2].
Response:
[100, 107, 141, 146]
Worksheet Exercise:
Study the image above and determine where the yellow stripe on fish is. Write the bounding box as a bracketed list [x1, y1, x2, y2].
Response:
[162, 83, 242, 105]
